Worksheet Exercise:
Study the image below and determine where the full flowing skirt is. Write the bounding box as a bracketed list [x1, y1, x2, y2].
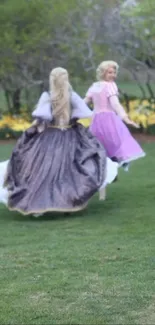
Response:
[90, 112, 145, 166]
[0, 123, 118, 215]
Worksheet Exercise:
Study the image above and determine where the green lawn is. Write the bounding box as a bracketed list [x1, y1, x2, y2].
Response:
[0, 142, 155, 324]
[75, 81, 155, 99]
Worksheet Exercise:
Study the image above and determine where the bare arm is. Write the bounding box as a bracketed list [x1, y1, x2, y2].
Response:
[84, 96, 92, 105]
[109, 95, 139, 128]
[32, 119, 38, 126]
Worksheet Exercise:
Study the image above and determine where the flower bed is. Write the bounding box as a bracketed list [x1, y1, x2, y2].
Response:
[79, 99, 155, 133]
[127, 99, 155, 134]
[1, 99, 155, 139]
[0, 115, 31, 139]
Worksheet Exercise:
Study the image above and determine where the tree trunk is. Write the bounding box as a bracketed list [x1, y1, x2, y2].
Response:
[131, 70, 146, 99]
[13, 89, 21, 114]
[4, 89, 13, 114]
[146, 81, 154, 100]
[119, 88, 130, 112]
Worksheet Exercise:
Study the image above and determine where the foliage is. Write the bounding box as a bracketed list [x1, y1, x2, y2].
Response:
[0, 115, 31, 139]
[1, 0, 155, 115]
[80, 99, 155, 132]
[0, 0, 114, 113]
[1, 96, 155, 139]
[102, 0, 155, 99]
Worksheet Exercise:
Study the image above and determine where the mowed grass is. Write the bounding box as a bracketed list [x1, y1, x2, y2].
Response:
[76, 81, 155, 99]
[0, 142, 155, 324]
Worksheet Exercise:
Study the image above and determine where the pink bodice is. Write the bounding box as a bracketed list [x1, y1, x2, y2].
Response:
[86, 81, 119, 114]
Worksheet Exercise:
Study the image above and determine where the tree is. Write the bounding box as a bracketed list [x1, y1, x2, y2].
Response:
[0, 0, 113, 113]
[97, 0, 155, 101]
[0, 0, 78, 113]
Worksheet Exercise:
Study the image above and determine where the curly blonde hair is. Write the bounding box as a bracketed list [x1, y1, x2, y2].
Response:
[49, 67, 72, 126]
[96, 61, 119, 81]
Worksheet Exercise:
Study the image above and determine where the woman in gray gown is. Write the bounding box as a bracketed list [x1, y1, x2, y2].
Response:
[0, 67, 118, 216]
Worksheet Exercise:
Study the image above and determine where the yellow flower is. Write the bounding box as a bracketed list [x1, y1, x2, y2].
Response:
[147, 113, 155, 125]
[123, 99, 155, 114]
[142, 99, 150, 106]
[129, 111, 148, 128]
[137, 115, 148, 128]
[78, 118, 92, 127]
[0, 115, 31, 131]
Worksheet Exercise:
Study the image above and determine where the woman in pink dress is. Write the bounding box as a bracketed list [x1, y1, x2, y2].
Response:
[84, 60, 145, 170]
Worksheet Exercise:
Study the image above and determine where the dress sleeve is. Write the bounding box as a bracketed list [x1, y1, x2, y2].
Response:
[106, 82, 119, 98]
[71, 91, 93, 119]
[32, 92, 53, 121]
[109, 95, 127, 119]
[85, 84, 94, 101]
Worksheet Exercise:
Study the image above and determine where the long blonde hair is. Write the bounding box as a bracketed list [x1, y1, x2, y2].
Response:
[96, 60, 119, 81]
[49, 67, 71, 126]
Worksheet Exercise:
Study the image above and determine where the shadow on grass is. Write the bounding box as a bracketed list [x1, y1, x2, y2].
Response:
[0, 192, 121, 223]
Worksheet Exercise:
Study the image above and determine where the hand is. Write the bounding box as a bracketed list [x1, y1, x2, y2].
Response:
[124, 116, 140, 128]
[129, 120, 140, 128]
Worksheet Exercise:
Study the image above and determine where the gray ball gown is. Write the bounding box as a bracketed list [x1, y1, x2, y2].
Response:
[1, 91, 118, 216]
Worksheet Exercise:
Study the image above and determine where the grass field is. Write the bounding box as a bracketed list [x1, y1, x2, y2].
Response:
[0, 142, 155, 324]
[75, 81, 155, 100]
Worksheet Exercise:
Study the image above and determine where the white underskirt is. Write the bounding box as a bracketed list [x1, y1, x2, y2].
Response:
[119, 152, 146, 171]
[0, 160, 9, 204]
[0, 158, 118, 206]
[101, 158, 118, 188]
[119, 152, 146, 166]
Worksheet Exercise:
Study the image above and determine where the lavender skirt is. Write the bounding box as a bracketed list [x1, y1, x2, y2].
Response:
[90, 112, 145, 165]
[4, 123, 106, 215]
